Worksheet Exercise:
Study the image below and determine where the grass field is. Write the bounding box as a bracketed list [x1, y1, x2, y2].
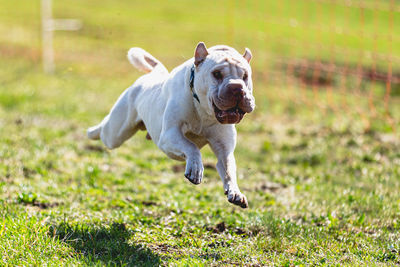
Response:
[1, 0, 400, 265]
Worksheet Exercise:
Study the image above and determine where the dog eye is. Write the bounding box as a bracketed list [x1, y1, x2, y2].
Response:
[243, 73, 248, 81]
[213, 70, 223, 80]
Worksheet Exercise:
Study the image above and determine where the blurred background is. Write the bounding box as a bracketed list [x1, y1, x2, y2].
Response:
[1, 0, 399, 132]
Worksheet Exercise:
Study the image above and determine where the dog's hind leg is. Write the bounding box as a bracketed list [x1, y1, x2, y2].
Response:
[87, 122, 102, 140]
[87, 87, 143, 149]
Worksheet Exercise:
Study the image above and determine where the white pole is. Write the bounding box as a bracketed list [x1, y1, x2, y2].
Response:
[41, 0, 82, 74]
[41, 0, 54, 73]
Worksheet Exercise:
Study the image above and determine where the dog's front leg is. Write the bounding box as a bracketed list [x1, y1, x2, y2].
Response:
[208, 127, 248, 208]
[158, 127, 204, 185]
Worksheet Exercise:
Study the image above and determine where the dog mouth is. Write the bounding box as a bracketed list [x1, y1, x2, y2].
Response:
[212, 102, 246, 124]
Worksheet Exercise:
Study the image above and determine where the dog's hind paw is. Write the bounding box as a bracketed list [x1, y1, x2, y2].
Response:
[184, 159, 204, 185]
[227, 190, 248, 208]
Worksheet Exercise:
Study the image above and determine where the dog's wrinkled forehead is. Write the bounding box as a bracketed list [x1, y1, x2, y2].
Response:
[214, 57, 247, 78]
[208, 46, 250, 70]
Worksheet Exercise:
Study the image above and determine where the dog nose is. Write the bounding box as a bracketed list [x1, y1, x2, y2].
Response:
[227, 83, 244, 97]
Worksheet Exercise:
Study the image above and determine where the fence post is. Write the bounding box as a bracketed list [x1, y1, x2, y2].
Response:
[41, 0, 82, 73]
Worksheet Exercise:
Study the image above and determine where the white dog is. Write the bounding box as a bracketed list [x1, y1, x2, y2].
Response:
[87, 42, 255, 208]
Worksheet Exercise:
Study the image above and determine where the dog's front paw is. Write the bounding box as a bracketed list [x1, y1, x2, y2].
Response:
[226, 190, 248, 208]
[184, 158, 204, 185]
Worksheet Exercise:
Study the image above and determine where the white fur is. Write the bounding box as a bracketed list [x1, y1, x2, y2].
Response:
[87, 43, 255, 208]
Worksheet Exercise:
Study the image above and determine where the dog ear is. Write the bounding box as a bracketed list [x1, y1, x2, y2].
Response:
[243, 48, 252, 63]
[194, 42, 209, 66]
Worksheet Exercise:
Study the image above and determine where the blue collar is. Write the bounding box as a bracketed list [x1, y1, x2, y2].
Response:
[189, 65, 200, 103]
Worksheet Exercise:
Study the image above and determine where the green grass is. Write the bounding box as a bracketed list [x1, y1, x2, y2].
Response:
[1, 0, 400, 265]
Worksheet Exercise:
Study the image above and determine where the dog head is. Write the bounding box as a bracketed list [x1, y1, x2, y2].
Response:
[192, 42, 255, 124]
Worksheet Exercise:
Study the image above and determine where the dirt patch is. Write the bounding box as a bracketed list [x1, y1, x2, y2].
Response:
[203, 163, 216, 170]
[172, 164, 185, 173]
[147, 243, 182, 256]
[205, 222, 228, 234]
[258, 181, 287, 193]
[205, 221, 261, 237]
[14, 118, 23, 125]
[22, 166, 36, 178]
[84, 144, 107, 153]
[140, 200, 158, 206]
[207, 240, 229, 248]
[22, 200, 60, 209]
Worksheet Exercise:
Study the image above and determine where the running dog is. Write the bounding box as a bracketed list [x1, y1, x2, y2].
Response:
[87, 42, 255, 208]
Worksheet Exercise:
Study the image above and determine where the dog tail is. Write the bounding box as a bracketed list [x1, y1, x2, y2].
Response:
[127, 47, 168, 74]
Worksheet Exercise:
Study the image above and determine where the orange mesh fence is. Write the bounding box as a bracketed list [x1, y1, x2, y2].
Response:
[230, 0, 399, 132]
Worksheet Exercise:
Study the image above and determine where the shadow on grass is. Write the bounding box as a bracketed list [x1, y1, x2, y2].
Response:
[50, 221, 161, 266]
